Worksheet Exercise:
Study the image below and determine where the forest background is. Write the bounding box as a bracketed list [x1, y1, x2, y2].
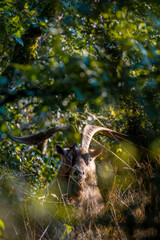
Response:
[0, 0, 160, 239]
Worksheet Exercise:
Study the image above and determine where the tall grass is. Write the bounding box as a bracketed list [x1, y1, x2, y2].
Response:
[1, 141, 160, 239]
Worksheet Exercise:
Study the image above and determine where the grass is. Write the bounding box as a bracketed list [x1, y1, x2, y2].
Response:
[1, 142, 160, 239]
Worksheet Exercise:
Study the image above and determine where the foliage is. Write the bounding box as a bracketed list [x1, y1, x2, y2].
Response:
[0, 0, 160, 239]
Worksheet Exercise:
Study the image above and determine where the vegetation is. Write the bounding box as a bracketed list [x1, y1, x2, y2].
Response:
[0, 0, 160, 239]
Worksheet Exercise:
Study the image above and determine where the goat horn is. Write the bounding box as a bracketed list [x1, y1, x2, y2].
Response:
[81, 124, 127, 150]
[9, 126, 69, 145]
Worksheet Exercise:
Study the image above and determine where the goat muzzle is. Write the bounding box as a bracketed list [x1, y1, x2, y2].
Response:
[72, 168, 85, 185]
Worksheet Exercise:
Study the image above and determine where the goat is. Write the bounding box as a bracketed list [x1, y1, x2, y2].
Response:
[10, 124, 127, 216]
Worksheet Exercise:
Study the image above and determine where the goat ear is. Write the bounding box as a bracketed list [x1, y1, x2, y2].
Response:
[90, 147, 103, 158]
[56, 145, 65, 155]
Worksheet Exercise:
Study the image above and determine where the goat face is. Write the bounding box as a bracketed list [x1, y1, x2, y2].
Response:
[56, 144, 102, 198]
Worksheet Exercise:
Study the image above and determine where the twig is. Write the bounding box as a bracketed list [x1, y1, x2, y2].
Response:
[56, 178, 70, 221]
[39, 216, 57, 240]
[92, 138, 135, 172]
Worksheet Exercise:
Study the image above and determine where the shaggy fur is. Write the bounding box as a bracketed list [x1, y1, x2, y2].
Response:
[47, 145, 104, 216]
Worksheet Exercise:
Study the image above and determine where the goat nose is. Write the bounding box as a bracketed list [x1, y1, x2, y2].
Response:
[73, 169, 81, 177]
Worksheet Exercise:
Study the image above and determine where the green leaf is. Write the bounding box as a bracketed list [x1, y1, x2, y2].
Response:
[14, 36, 24, 46]
[0, 219, 5, 230]
[74, 88, 85, 100]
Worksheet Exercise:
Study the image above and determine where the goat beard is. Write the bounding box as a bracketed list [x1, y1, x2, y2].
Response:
[69, 180, 86, 198]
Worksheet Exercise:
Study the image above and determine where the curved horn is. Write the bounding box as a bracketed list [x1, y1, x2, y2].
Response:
[81, 124, 127, 150]
[9, 126, 69, 145]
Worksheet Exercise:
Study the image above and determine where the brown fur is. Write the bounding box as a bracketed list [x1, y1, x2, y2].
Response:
[47, 145, 104, 216]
